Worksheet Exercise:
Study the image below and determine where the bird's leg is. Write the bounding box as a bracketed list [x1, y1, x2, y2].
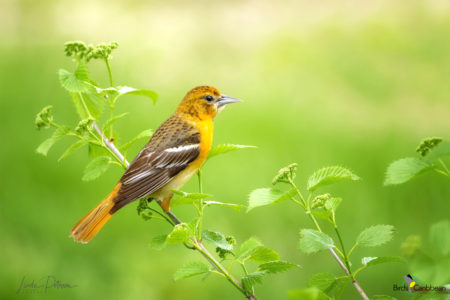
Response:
[161, 196, 172, 212]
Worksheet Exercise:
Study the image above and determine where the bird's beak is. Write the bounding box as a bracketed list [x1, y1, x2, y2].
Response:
[217, 94, 242, 107]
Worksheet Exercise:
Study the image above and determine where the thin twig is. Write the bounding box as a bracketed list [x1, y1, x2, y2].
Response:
[93, 122, 258, 300]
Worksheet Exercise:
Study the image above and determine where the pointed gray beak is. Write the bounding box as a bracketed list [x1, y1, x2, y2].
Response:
[217, 94, 242, 107]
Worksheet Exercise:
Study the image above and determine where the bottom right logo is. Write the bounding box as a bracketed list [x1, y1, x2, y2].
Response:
[392, 274, 448, 295]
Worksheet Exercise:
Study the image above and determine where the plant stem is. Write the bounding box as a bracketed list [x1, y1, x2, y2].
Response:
[93, 122, 257, 300]
[195, 241, 257, 299]
[105, 58, 114, 87]
[289, 180, 369, 300]
[333, 226, 353, 278]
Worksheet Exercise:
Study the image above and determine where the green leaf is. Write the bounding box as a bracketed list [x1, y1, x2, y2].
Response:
[299, 229, 335, 254]
[59, 70, 87, 93]
[149, 234, 168, 250]
[170, 190, 212, 207]
[202, 230, 233, 251]
[425, 141, 450, 162]
[248, 247, 280, 263]
[429, 220, 450, 256]
[58, 140, 87, 161]
[247, 188, 296, 212]
[207, 144, 256, 160]
[361, 256, 405, 267]
[173, 261, 209, 281]
[166, 223, 191, 244]
[82, 156, 112, 181]
[307, 166, 360, 191]
[384, 157, 433, 185]
[258, 261, 299, 274]
[356, 225, 395, 247]
[241, 271, 266, 291]
[203, 201, 245, 212]
[88, 142, 112, 158]
[120, 128, 153, 152]
[324, 197, 342, 212]
[235, 237, 262, 259]
[308, 273, 336, 291]
[115, 86, 158, 104]
[36, 126, 70, 156]
[288, 287, 329, 300]
[272, 163, 298, 184]
[70, 88, 105, 120]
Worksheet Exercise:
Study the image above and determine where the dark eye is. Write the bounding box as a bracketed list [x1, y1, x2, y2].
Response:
[205, 95, 213, 102]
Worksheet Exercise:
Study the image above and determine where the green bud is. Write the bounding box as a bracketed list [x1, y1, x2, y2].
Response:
[35, 105, 53, 130]
[75, 118, 94, 134]
[416, 137, 443, 156]
[311, 193, 331, 209]
[137, 198, 150, 215]
[272, 163, 297, 185]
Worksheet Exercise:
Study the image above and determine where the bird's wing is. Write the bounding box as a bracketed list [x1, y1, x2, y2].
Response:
[111, 116, 200, 211]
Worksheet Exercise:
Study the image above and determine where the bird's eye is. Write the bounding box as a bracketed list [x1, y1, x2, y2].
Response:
[205, 95, 213, 102]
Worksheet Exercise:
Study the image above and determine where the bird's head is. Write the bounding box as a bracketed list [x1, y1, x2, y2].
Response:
[176, 86, 241, 120]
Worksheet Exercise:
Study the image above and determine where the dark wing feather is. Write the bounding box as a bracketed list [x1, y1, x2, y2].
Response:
[110, 115, 200, 212]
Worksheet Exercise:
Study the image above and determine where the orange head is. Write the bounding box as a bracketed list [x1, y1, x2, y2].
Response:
[176, 86, 241, 120]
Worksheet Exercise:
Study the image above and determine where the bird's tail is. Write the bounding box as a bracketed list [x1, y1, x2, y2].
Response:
[69, 183, 121, 244]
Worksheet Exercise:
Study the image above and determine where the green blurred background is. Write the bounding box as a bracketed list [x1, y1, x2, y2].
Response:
[1, 0, 449, 299]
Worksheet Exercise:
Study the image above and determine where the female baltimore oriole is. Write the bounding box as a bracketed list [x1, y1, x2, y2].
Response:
[70, 86, 241, 243]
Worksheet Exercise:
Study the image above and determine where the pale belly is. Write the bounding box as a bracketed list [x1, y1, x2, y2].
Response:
[150, 164, 200, 199]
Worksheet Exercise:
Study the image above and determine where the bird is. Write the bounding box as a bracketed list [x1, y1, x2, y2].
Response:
[69, 86, 241, 243]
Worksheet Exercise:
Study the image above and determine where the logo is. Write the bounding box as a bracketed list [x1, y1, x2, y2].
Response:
[392, 274, 447, 295]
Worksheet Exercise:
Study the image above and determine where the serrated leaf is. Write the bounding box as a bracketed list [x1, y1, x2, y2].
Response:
[299, 229, 335, 254]
[58, 140, 87, 161]
[173, 261, 209, 281]
[429, 220, 450, 256]
[203, 201, 245, 212]
[247, 188, 296, 212]
[115, 86, 158, 104]
[384, 157, 433, 185]
[307, 166, 360, 191]
[82, 156, 111, 181]
[120, 128, 153, 151]
[258, 261, 298, 274]
[324, 197, 342, 212]
[362, 256, 405, 267]
[235, 237, 262, 259]
[149, 234, 168, 250]
[70, 89, 104, 120]
[248, 247, 280, 263]
[241, 271, 266, 291]
[36, 126, 70, 156]
[356, 225, 395, 247]
[288, 287, 329, 300]
[166, 223, 191, 244]
[59, 69, 87, 93]
[202, 230, 233, 251]
[207, 144, 256, 160]
[308, 273, 336, 291]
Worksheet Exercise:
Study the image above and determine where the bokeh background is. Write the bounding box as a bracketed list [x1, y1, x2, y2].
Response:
[1, 0, 449, 299]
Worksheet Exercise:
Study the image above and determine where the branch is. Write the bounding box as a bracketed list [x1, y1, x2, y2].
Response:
[329, 248, 369, 300]
[92, 121, 258, 300]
